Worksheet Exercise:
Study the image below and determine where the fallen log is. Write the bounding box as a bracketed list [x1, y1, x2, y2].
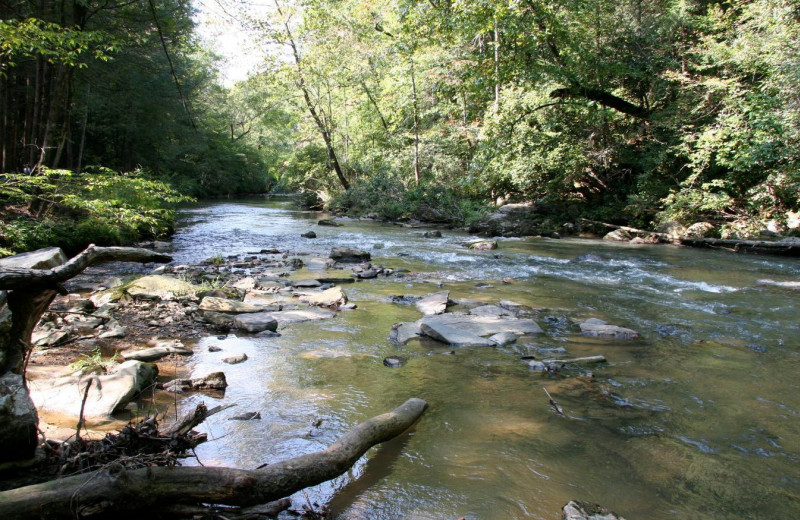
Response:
[679, 237, 800, 256]
[541, 355, 607, 365]
[0, 397, 428, 519]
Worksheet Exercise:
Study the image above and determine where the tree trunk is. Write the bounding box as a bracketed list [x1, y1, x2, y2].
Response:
[410, 56, 420, 185]
[0, 398, 428, 519]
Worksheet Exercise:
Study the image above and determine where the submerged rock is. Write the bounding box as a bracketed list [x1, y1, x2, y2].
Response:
[223, 353, 248, 364]
[578, 318, 639, 339]
[383, 356, 407, 368]
[421, 321, 496, 347]
[318, 219, 342, 227]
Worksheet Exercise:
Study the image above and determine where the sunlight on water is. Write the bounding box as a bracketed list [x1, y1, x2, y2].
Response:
[176, 198, 800, 520]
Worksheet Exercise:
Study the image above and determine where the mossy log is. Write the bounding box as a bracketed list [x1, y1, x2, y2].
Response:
[0, 398, 428, 519]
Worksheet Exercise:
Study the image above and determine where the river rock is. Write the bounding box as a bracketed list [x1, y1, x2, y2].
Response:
[270, 309, 336, 326]
[301, 286, 348, 308]
[199, 296, 264, 314]
[470, 304, 513, 317]
[0, 247, 68, 269]
[162, 372, 227, 393]
[318, 219, 342, 227]
[292, 279, 322, 288]
[685, 222, 715, 239]
[603, 229, 632, 242]
[29, 360, 157, 421]
[32, 327, 71, 347]
[383, 356, 407, 368]
[223, 353, 248, 364]
[756, 279, 800, 290]
[423, 230, 442, 238]
[469, 240, 498, 250]
[122, 340, 192, 361]
[416, 291, 450, 315]
[330, 247, 371, 262]
[231, 277, 257, 290]
[656, 220, 686, 241]
[421, 321, 496, 347]
[233, 312, 279, 333]
[301, 231, 317, 238]
[229, 411, 261, 420]
[562, 500, 626, 520]
[200, 311, 236, 327]
[0, 372, 38, 463]
[126, 275, 197, 300]
[489, 332, 519, 346]
[578, 318, 639, 339]
[98, 319, 127, 339]
[390, 313, 543, 344]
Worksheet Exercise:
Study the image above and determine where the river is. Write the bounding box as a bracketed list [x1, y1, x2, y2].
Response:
[168, 197, 800, 519]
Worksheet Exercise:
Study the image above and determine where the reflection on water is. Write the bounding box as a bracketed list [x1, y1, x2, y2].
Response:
[174, 198, 800, 519]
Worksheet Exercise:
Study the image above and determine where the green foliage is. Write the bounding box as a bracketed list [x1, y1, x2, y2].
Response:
[0, 167, 192, 255]
[69, 348, 117, 375]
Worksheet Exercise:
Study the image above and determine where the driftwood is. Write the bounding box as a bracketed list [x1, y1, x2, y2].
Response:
[0, 397, 428, 519]
[679, 237, 800, 256]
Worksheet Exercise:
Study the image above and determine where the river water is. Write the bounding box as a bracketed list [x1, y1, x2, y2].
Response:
[169, 197, 800, 519]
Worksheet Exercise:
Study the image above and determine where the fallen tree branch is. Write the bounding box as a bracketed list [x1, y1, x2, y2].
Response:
[0, 245, 171, 291]
[579, 218, 667, 238]
[0, 398, 428, 519]
[679, 237, 800, 257]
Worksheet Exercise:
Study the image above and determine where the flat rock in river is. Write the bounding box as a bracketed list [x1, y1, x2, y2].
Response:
[269, 309, 337, 327]
[421, 321, 495, 347]
[578, 318, 639, 339]
[300, 286, 348, 308]
[233, 312, 279, 333]
[416, 290, 449, 315]
[390, 313, 543, 344]
[199, 296, 265, 314]
[122, 341, 192, 361]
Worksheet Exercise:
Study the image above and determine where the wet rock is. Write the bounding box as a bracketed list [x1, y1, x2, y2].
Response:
[389, 322, 421, 344]
[489, 332, 519, 346]
[162, 372, 227, 393]
[29, 361, 157, 421]
[199, 296, 265, 314]
[0, 247, 67, 269]
[301, 231, 317, 238]
[126, 275, 197, 300]
[330, 247, 371, 263]
[416, 290, 450, 315]
[0, 373, 38, 463]
[291, 279, 322, 288]
[630, 235, 659, 245]
[300, 286, 348, 308]
[470, 304, 512, 318]
[316, 276, 356, 284]
[562, 500, 626, 520]
[578, 318, 639, 339]
[233, 312, 279, 333]
[421, 321, 496, 347]
[383, 356, 407, 368]
[318, 219, 342, 227]
[422, 230, 442, 238]
[391, 313, 543, 344]
[270, 309, 336, 326]
[468, 240, 498, 250]
[231, 277, 257, 290]
[356, 268, 379, 279]
[603, 229, 632, 242]
[756, 279, 800, 290]
[200, 311, 235, 327]
[208, 345, 223, 352]
[229, 411, 261, 420]
[223, 353, 248, 364]
[122, 340, 192, 361]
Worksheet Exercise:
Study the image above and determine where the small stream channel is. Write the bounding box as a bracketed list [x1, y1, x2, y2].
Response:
[168, 197, 799, 519]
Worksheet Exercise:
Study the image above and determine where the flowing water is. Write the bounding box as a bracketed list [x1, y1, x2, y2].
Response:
[169, 197, 800, 519]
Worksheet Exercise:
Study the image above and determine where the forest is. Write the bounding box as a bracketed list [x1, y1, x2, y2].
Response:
[1, 0, 799, 255]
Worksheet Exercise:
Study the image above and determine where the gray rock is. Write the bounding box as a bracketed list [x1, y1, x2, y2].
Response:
[162, 372, 227, 393]
[685, 222, 715, 239]
[229, 411, 261, 420]
[231, 277, 257, 290]
[470, 304, 512, 317]
[98, 320, 127, 339]
[383, 356, 407, 368]
[416, 290, 450, 315]
[233, 312, 279, 333]
[32, 327, 71, 347]
[391, 313, 543, 344]
[301, 231, 317, 238]
[562, 500, 626, 520]
[357, 269, 379, 279]
[270, 309, 336, 326]
[223, 353, 248, 364]
[29, 360, 157, 421]
[0, 373, 38, 462]
[422, 230, 442, 238]
[122, 340, 192, 361]
[421, 321, 496, 347]
[330, 247, 371, 262]
[656, 220, 686, 241]
[318, 219, 342, 227]
[199, 296, 265, 314]
[0, 247, 68, 269]
[300, 286, 347, 308]
[200, 311, 235, 327]
[291, 279, 322, 288]
[578, 318, 639, 339]
[489, 332, 519, 346]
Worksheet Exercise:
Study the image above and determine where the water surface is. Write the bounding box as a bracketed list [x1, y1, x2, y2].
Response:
[172, 198, 800, 519]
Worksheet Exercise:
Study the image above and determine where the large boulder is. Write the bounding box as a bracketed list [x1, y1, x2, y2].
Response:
[656, 220, 686, 241]
[199, 296, 265, 314]
[0, 372, 38, 463]
[684, 222, 716, 239]
[603, 229, 632, 242]
[29, 361, 158, 422]
[126, 275, 197, 301]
